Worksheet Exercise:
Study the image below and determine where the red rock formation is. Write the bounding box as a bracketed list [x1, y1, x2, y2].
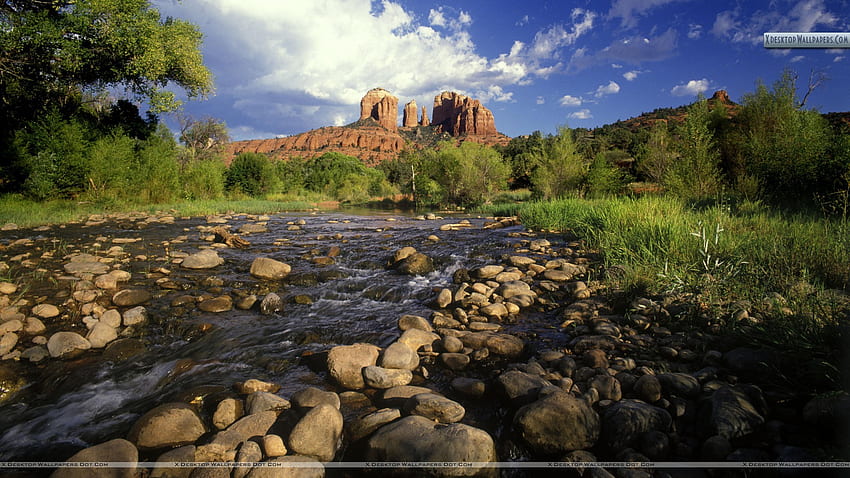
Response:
[420, 106, 430, 126]
[360, 88, 399, 132]
[431, 91, 497, 137]
[403, 100, 418, 127]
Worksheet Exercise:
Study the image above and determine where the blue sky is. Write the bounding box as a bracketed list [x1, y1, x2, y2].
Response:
[152, 0, 850, 140]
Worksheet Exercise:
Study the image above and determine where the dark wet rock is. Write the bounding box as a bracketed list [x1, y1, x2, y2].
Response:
[699, 386, 765, 440]
[52, 439, 138, 478]
[380, 342, 419, 370]
[803, 392, 850, 443]
[260, 293, 283, 315]
[250, 257, 291, 280]
[365, 415, 496, 476]
[396, 252, 435, 276]
[569, 335, 619, 353]
[47, 331, 91, 359]
[182, 250, 224, 269]
[498, 370, 552, 405]
[362, 365, 413, 389]
[348, 408, 402, 443]
[589, 375, 622, 402]
[633, 375, 662, 403]
[484, 333, 524, 357]
[439, 352, 471, 371]
[288, 404, 344, 462]
[451, 377, 486, 399]
[657, 373, 700, 398]
[327, 343, 381, 390]
[0, 363, 27, 405]
[112, 289, 151, 307]
[583, 349, 609, 368]
[245, 391, 291, 414]
[64, 261, 110, 275]
[514, 390, 600, 454]
[700, 434, 732, 460]
[601, 399, 672, 450]
[244, 456, 324, 478]
[404, 393, 466, 424]
[637, 429, 670, 460]
[198, 295, 233, 313]
[291, 387, 341, 410]
[128, 402, 206, 450]
[103, 338, 146, 362]
[441, 335, 464, 353]
[722, 347, 782, 378]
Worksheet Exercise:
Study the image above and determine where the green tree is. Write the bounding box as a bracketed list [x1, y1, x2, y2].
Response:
[499, 131, 545, 189]
[636, 121, 677, 184]
[530, 126, 587, 200]
[179, 115, 230, 162]
[226, 152, 279, 198]
[422, 141, 510, 207]
[665, 97, 722, 200]
[586, 151, 631, 197]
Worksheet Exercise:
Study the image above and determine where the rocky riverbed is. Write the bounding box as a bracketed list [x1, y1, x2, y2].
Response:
[0, 211, 847, 478]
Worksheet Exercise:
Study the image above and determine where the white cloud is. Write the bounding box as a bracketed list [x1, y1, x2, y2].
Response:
[152, 0, 537, 134]
[671, 78, 711, 96]
[536, 96, 545, 105]
[559, 95, 583, 107]
[835, 56, 846, 63]
[608, 0, 692, 29]
[611, 63, 623, 69]
[712, 1, 839, 45]
[623, 70, 640, 81]
[569, 109, 592, 120]
[600, 28, 678, 63]
[790, 55, 805, 63]
[594, 81, 621, 97]
[687, 23, 703, 39]
[517, 15, 530, 27]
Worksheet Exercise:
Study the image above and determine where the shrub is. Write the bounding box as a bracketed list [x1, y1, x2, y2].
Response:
[530, 126, 587, 200]
[182, 159, 226, 200]
[665, 97, 722, 200]
[226, 152, 279, 197]
[135, 129, 181, 203]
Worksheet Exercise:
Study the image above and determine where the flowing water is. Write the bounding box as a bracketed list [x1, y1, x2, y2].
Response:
[0, 211, 558, 462]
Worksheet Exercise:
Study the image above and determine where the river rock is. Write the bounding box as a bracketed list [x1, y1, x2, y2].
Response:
[239, 223, 268, 234]
[633, 374, 662, 403]
[498, 370, 553, 405]
[700, 386, 765, 440]
[0, 319, 21, 334]
[32, 303, 60, 319]
[589, 375, 622, 402]
[244, 456, 324, 478]
[0, 332, 18, 356]
[182, 250, 224, 269]
[103, 338, 146, 362]
[21, 345, 48, 363]
[213, 398, 245, 429]
[485, 333, 524, 357]
[237, 379, 281, 394]
[86, 322, 118, 348]
[151, 445, 195, 478]
[0, 282, 16, 295]
[250, 257, 291, 280]
[64, 261, 110, 275]
[397, 328, 439, 351]
[397, 314, 432, 332]
[199, 295, 233, 313]
[47, 332, 91, 358]
[210, 411, 278, 450]
[380, 342, 419, 370]
[441, 335, 464, 353]
[435, 288, 453, 308]
[396, 252, 434, 276]
[233, 441, 261, 478]
[291, 387, 341, 410]
[439, 352, 470, 371]
[471, 265, 504, 280]
[122, 306, 147, 326]
[262, 434, 287, 457]
[391, 246, 417, 263]
[260, 293, 283, 315]
[327, 343, 381, 389]
[601, 399, 672, 450]
[363, 365, 413, 389]
[380, 385, 435, 408]
[128, 402, 206, 450]
[112, 289, 151, 307]
[451, 377, 486, 398]
[52, 438, 138, 478]
[365, 415, 497, 476]
[23, 317, 46, 335]
[514, 390, 600, 454]
[480, 303, 508, 320]
[288, 404, 344, 461]
[348, 408, 402, 443]
[657, 373, 701, 398]
[404, 393, 465, 423]
[246, 391, 291, 414]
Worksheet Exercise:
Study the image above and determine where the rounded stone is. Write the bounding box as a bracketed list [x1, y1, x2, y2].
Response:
[250, 257, 291, 280]
[397, 315, 432, 332]
[362, 365, 413, 389]
[112, 289, 152, 307]
[128, 402, 206, 450]
[262, 434, 287, 457]
[403, 393, 466, 423]
[327, 343, 381, 390]
[53, 439, 138, 478]
[288, 404, 343, 462]
[634, 374, 663, 403]
[86, 322, 118, 349]
[47, 331, 92, 358]
[0, 332, 18, 356]
[213, 398, 244, 430]
[122, 306, 148, 326]
[182, 249, 224, 269]
[198, 295, 233, 313]
[439, 352, 471, 371]
[380, 342, 419, 370]
[514, 390, 601, 454]
[32, 303, 60, 319]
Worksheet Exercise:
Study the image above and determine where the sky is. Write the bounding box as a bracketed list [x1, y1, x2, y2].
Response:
[152, 0, 850, 141]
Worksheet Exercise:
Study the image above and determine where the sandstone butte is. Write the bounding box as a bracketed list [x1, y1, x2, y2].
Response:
[227, 88, 510, 166]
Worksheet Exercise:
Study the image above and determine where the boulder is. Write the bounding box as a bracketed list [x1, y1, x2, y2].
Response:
[51, 439, 138, 478]
[86, 322, 118, 349]
[291, 387, 340, 410]
[210, 411, 278, 450]
[700, 386, 765, 440]
[514, 391, 600, 454]
[244, 456, 324, 478]
[250, 257, 291, 280]
[633, 375, 662, 403]
[397, 328, 439, 351]
[213, 398, 244, 430]
[397, 314, 432, 332]
[112, 289, 151, 307]
[498, 370, 552, 405]
[47, 332, 92, 359]
[657, 373, 701, 398]
[439, 353, 470, 371]
[362, 366, 413, 389]
[601, 399, 672, 450]
[182, 250, 224, 269]
[365, 415, 497, 477]
[403, 393, 465, 423]
[348, 408, 402, 443]
[288, 404, 344, 462]
[451, 377, 486, 399]
[245, 391, 290, 414]
[327, 343, 381, 389]
[380, 342, 419, 370]
[128, 403, 206, 450]
[396, 253, 434, 276]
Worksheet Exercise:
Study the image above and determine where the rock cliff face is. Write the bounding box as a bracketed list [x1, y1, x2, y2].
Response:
[360, 88, 398, 132]
[420, 106, 430, 126]
[403, 100, 418, 128]
[431, 91, 497, 137]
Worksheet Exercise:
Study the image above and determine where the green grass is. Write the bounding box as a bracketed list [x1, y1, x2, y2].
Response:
[0, 194, 323, 227]
[515, 195, 849, 388]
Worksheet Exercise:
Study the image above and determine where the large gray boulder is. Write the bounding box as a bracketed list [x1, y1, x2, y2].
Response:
[514, 391, 600, 454]
[326, 343, 381, 390]
[250, 257, 291, 280]
[365, 415, 497, 477]
[47, 332, 91, 359]
[288, 404, 343, 462]
[182, 249, 224, 269]
[127, 403, 206, 450]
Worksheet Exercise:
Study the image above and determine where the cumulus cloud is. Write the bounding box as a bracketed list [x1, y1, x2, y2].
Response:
[569, 109, 592, 120]
[835, 56, 846, 63]
[671, 78, 711, 96]
[712, 1, 839, 45]
[559, 95, 583, 106]
[536, 96, 545, 105]
[608, 0, 692, 29]
[687, 23, 703, 39]
[594, 81, 621, 97]
[623, 70, 640, 81]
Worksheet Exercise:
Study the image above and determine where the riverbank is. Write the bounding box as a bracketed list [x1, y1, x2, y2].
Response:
[0, 209, 847, 476]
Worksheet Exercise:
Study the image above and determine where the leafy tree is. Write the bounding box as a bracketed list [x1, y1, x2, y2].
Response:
[636, 121, 677, 183]
[586, 151, 632, 197]
[179, 115, 230, 162]
[530, 126, 587, 200]
[498, 131, 545, 189]
[665, 97, 722, 200]
[135, 125, 180, 203]
[422, 141, 510, 208]
[226, 152, 279, 198]
[181, 158, 226, 200]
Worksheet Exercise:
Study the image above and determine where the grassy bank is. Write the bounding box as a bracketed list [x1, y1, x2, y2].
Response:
[510, 195, 849, 386]
[0, 195, 321, 227]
